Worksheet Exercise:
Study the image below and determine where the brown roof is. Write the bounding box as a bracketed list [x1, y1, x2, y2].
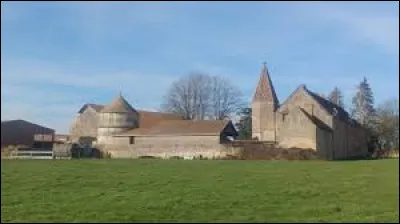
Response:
[79, 101, 184, 128]
[137, 110, 184, 128]
[252, 63, 279, 109]
[115, 120, 231, 136]
[101, 95, 137, 113]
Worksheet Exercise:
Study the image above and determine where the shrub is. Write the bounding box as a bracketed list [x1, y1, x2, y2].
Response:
[138, 156, 160, 159]
[227, 142, 319, 160]
[221, 154, 239, 160]
[1, 145, 29, 158]
[169, 156, 184, 160]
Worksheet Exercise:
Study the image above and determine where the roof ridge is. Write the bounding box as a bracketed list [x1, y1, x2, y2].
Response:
[303, 87, 350, 120]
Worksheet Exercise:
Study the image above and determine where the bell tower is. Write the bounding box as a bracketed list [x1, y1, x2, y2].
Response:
[251, 63, 279, 141]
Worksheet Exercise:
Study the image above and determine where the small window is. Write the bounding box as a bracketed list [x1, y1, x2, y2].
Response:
[129, 137, 135, 145]
[282, 113, 287, 121]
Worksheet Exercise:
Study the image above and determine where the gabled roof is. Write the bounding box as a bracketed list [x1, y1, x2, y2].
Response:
[78, 104, 104, 113]
[277, 85, 306, 113]
[100, 95, 137, 113]
[252, 63, 279, 109]
[277, 85, 362, 127]
[115, 120, 233, 137]
[303, 87, 350, 121]
[1, 119, 54, 132]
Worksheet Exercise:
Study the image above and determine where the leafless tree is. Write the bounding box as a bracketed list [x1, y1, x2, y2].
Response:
[328, 87, 344, 108]
[162, 72, 244, 120]
[375, 98, 399, 151]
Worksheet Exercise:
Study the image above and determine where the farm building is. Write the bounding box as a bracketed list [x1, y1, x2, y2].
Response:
[68, 63, 368, 160]
[70, 95, 238, 159]
[252, 63, 368, 159]
[1, 119, 55, 149]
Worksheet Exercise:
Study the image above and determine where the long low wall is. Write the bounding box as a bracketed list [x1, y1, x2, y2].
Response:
[102, 143, 239, 159]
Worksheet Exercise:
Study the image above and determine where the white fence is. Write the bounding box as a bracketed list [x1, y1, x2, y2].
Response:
[10, 150, 53, 160]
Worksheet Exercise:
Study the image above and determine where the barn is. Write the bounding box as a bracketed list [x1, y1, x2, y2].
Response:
[1, 119, 55, 149]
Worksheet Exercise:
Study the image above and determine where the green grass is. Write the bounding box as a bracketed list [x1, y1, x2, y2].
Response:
[1, 159, 399, 223]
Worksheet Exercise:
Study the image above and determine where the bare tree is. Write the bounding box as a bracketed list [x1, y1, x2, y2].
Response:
[351, 77, 376, 129]
[209, 76, 244, 120]
[328, 87, 344, 108]
[375, 98, 399, 151]
[162, 72, 243, 120]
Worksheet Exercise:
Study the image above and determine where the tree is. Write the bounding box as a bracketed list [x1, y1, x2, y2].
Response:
[351, 77, 376, 129]
[328, 87, 344, 108]
[161, 72, 244, 120]
[375, 98, 399, 151]
[236, 107, 252, 140]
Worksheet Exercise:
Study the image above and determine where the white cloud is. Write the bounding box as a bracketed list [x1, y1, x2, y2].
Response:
[1, 59, 178, 133]
[303, 2, 399, 55]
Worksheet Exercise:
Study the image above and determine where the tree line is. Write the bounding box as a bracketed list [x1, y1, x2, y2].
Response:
[161, 73, 399, 156]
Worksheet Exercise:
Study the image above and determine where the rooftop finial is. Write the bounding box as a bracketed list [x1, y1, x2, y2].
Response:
[119, 91, 122, 97]
[262, 62, 267, 69]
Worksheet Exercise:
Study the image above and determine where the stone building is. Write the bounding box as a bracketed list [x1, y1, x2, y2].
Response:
[70, 95, 238, 158]
[252, 63, 368, 159]
[69, 63, 367, 160]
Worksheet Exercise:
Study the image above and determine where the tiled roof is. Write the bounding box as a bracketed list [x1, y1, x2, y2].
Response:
[115, 120, 232, 136]
[136, 110, 184, 129]
[78, 102, 184, 128]
[100, 95, 137, 113]
[252, 63, 279, 108]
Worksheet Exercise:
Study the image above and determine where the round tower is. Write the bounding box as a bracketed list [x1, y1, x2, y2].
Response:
[97, 94, 139, 145]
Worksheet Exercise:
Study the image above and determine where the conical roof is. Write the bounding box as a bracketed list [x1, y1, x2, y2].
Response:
[252, 63, 279, 107]
[100, 94, 137, 113]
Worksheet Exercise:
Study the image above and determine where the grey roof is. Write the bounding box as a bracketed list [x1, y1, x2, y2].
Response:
[303, 87, 352, 121]
[100, 95, 137, 113]
[1, 119, 54, 132]
[303, 86, 363, 127]
[278, 85, 362, 128]
[78, 104, 104, 113]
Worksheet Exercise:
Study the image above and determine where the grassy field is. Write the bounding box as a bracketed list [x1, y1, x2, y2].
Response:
[1, 159, 399, 223]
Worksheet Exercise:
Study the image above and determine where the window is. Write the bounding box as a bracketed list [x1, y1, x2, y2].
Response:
[129, 136, 135, 145]
[282, 113, 287, 121]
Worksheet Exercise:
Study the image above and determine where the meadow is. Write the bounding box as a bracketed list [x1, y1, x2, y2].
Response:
[1, 159, 399, 223]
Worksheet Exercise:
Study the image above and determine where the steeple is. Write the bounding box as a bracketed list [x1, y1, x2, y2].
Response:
[252, 62, 279, 109]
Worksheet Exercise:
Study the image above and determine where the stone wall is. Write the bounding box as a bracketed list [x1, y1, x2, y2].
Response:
[332, 119, 348, 159]
[316, 127, 333, 159]
[102, 135, 238, 159]
[277, 106, 317, 149]
[277, 88, 333, 130]
[252, 101, 276, 141]
[69, 107, 99, 140]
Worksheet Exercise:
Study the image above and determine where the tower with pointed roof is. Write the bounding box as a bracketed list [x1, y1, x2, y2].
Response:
[97, 94, 139, 145]
[251, 63, 279, 141]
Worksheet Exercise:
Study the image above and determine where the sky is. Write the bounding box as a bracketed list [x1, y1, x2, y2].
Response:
[1, 1, 399, 133]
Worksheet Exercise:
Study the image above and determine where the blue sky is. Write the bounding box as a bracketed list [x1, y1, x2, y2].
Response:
[1, 1, 399, 133]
